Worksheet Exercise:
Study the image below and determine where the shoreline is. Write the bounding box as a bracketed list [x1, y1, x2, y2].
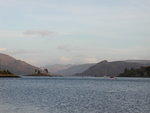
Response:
[0, 74, 20, 78]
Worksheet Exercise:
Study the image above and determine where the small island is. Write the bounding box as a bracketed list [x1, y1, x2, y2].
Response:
[28, 69, 53, 77]
[0, 69, 20, 78]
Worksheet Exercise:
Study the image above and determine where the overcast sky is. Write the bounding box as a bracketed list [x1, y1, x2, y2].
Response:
[0, 0, 150, 66]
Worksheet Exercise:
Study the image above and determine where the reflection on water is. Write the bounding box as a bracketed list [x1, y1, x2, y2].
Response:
[0, 77, 150, 113]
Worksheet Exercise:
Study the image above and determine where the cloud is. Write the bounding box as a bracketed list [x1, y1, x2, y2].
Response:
[0, 48, 7, 51]
[57, 45, 83, 52]
[3, 49, 40, 56]
[59, 56, 72, 63]
[0, 30, 71, 39]
[84, 57, 98, 63]
[57, 45, 72, 52]
[8, 50, 39, 55]
[23, 30, 58, 37]
[0, 30, 23, 38]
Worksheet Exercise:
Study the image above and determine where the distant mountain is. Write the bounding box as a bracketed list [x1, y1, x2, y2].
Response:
[56, 63, 95, 76]
[0, 53, 39, 74]
[74, 60, 147, 77]
[45, 64, 73, 73]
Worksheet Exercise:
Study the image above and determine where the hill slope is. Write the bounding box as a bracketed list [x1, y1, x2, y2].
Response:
[74, 60, 146, 77]
[0, 53, 39, 74]
[119, 66, 150, 77]
[45, 64, 73, 73]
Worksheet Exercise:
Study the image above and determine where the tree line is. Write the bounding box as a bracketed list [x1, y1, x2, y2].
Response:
[34, 69, 49, 74]
[0, 69, 12, 74]
[119, 66, 150, 77]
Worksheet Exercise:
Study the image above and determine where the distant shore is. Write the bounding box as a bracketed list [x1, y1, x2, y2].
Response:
[0, 74, 20, 78]
[25, 73, 53, 77]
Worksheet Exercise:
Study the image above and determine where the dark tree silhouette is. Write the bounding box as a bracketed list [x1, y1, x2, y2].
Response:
[37, 70, 41, 74]
[44, 69, 49, 73]
[35, 69, 38, 74]
[119, 66, 150, 77]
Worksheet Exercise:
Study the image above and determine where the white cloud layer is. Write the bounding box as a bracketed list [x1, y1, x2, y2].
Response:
[59, 56, 72, 63]
[23, 30, 58, 37]
[0, 48, 7, 51]
[0, 30, 71, 39]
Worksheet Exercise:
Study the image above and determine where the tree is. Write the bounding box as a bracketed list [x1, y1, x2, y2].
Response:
[35, 69, 38, 74]
[44, 69, 49, 73]
[37, 70, 41, 74]
[6, 70, 12, 74]
[119, 66, 150, 77]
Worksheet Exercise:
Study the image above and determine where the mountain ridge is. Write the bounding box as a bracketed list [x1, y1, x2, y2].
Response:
[55, 63, 95, 76]
[74, 60, 150, 77]
[0, 53, 39, 74]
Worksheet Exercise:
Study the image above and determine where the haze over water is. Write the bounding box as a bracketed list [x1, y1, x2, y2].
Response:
[0, 77, 150, 113]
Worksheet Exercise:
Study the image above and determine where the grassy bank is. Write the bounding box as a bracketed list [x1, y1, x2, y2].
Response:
[0, 74, 20, 78]
[0, 70, 20, 77]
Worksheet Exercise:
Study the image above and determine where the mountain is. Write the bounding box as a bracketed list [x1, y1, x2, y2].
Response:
[74, 60, 147, 77]
[45, 64, 73, 73]
[56, 63, 95, 76]
[0, 53, 39, 74]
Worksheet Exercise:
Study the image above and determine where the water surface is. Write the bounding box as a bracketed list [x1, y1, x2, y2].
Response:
[0, 77, 150, 113]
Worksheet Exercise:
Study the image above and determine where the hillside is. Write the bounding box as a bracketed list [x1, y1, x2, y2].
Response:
[0, 53, 39, 75]
[45, 64, 73, 73]
[55, 63, 95, 76]
[119, 66, 150, 77]
[74, 60, 146, 77]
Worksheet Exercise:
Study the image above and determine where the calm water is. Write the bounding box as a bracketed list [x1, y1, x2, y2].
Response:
[0, 77, 150, 113]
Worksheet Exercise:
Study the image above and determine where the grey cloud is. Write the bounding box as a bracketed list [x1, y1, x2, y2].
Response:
[57, 45, 72, 52]
[57, 45, 83, 52]
[23, 30, 58, 37]
[5, 49, 40, 55]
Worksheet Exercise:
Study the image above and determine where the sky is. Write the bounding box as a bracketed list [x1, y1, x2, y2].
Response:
[0, 0, 150, 66]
